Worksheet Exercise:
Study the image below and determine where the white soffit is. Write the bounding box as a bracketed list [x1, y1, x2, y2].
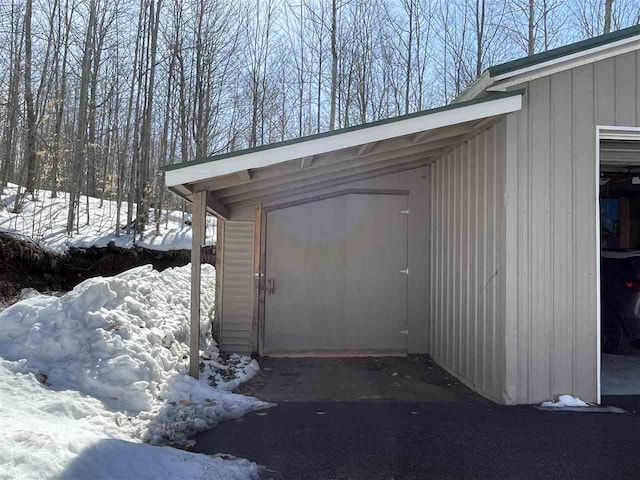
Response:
[165, 92, 523, 187]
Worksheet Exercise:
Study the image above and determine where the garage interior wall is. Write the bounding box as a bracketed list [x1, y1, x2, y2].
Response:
[503, 51, 640, 404]
[428, 122, 507, 404]
[226, 166, 431, 355]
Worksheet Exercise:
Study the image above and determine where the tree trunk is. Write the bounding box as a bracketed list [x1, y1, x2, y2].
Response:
[1, 5, 23, 193]
[405, 0, 413, 115]
[23, 0, 38, 195]
[51, 0, 73, 199]
[66, 0, 96, 234]
[528, 0, 535, 55]
[137, 0, 163, 234]
[475, 0, 485, 79]
[604, 0, 614, 34]
[329, 0, 338, 131]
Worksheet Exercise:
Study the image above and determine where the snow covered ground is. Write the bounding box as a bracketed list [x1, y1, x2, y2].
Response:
[0, 264, 271, 479]
[0, 183, 216, 253]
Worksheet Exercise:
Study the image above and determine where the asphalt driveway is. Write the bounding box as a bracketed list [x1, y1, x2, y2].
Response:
[236, 355, 474, 402]
[192, 356, 640, 480]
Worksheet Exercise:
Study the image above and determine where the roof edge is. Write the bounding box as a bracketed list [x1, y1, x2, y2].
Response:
[161, 89, 525, 174]
[452, 71, 492, 104]
[488, 24, 640, 78]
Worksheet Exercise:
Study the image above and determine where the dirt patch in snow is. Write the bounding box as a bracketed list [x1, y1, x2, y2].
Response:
[0, 232, 214, 303]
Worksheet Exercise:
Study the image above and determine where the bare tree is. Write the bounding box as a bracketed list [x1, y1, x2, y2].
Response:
[329, 0, 338, 130]
[1, 2, 24, 194]
[66, 0, 97, 234]
[23, 0, 37, 195]
[604, 0, 614, 33]
[50, 0, 74, 199]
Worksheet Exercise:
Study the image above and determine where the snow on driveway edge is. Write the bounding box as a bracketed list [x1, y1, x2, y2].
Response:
[0, 264, 272, 479]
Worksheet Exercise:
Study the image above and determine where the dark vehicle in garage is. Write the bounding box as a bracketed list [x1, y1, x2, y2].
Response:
[601, 250, 640, 353]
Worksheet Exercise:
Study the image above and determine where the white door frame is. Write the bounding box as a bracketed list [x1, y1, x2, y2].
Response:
[595, 125, 640, 403]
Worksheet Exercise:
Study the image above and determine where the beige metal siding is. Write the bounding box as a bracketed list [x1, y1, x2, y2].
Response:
[263, 193, 409, 354]
[429, 123, 506, 403]
[228, 167, 431, 354]
[220, 221, 255, 353]
[504, 52, 640, 404]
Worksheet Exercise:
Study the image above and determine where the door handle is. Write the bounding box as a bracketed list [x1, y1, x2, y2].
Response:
[267, 279, 275, 295]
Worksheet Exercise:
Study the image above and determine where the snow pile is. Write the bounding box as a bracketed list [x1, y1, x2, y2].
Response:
[0, 183, 216, 253]
[0, 364, 264, 480]
[541, 395, 590, 408]
[0, 264, 271, 479]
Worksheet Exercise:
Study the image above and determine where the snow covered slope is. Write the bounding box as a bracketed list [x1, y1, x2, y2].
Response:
[0, 183, 216, 253]
[0, 265, 271, 479]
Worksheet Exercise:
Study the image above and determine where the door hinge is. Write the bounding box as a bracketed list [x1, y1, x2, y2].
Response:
[401, 209, 410, 214]
[400, 268, 410, 275]
[400, 329, 408, 335]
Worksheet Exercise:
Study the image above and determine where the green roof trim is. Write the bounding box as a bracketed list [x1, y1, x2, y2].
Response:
[161, 89, 525, 174]
[489, 24, 640, 77]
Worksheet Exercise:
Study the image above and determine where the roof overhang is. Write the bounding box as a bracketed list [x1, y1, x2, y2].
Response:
[456, 25, 640, 102]
[163, 90, 524, 215]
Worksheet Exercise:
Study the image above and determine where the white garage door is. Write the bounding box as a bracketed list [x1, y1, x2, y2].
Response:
[263, 193, 408, 355]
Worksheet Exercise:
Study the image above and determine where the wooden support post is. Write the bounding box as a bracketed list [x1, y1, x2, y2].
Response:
[190, 190, 207, 378]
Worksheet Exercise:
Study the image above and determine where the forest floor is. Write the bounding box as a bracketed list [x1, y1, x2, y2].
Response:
[0, 183, 216, 303]
[0, 183, 216, 254]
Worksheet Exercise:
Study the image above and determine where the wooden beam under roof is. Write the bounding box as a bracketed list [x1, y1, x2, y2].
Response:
[412, 123, 474, 144]
[357, 141, 378, 156]
[471, 115, 499, 131]
[224, 156, 437, 209]
[220, 148, 449, 206]
[300, 156, 314, 168]
[238, 169, 252, 181]
[192, 133, 460, 194]
[215, 138, 461, 200]
[206, 191, 229, 219]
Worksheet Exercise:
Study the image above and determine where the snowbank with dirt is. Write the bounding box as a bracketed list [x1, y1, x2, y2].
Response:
[0, 264, 270, 479]
[0, 183, 216, 253]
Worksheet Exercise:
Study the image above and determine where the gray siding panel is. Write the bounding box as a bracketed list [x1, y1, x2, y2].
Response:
[551, 69, 574, 398]
[616, 53, 636, 125]
[220, 221, 255, 354]
[229, 167, 431, 355]
[505, 53, 640, 404]
[429, 123, 506, 403]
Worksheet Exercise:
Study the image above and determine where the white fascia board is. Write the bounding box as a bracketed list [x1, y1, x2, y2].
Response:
[489, 37, 640, 91]
[165, 94, 523, 187]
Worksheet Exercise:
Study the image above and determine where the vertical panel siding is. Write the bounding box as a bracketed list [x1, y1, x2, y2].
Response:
[550, 70, 574, 398]
[504, 52, 640, 404]
[429, 123, 506, 403]
[220, 221, 255, 353]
